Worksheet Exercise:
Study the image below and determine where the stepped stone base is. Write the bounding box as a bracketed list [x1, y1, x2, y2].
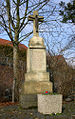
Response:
[25, 72, 50, 82]
[20, 81, 52, 94]
[19, 94, 37, 108]
[19, 81, 52, 108]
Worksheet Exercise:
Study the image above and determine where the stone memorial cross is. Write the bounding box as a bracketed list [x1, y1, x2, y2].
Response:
[28, 10, 44, 36]
[20, 10, 53, 109]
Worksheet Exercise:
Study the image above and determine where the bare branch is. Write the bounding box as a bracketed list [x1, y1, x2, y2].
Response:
[5, 0, 15, 29]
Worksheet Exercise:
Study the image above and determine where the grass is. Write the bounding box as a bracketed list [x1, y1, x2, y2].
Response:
[42, 92, 59, 95]
[49, 113, 62, 116]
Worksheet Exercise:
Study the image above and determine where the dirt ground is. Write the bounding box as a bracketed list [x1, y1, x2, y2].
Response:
[0, 101, 75, 119]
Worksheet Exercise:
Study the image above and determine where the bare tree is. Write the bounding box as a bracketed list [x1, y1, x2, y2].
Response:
[0, 0, 52, 102]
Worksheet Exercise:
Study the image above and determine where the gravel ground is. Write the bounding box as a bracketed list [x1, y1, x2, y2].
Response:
[0, 101, 75, 119]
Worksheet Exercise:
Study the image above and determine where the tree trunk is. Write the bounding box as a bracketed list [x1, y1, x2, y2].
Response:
[12, 41, 19, 102]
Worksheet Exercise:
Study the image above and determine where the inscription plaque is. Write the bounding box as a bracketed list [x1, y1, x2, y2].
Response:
[30, 49, 46, 72]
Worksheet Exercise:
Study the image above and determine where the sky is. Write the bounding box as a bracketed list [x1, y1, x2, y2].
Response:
[0, 0, 71, 42]
[53, 0, 70, 3]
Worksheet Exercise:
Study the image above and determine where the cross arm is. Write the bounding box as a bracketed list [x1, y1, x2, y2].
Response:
[28, 15, 35, 21]
[38, 16, 44, 22]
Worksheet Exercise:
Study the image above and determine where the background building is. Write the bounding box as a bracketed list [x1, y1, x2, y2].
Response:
[0, 38, 27, 101]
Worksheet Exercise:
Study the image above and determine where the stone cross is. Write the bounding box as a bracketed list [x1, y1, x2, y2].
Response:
[28, 11, 44, 36]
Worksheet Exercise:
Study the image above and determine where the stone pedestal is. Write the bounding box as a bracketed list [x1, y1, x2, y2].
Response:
[38, 94, 62, 114]
[19, 36, 52, 108]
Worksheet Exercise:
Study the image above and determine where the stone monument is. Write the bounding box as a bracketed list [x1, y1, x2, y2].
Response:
[20, 11, 53, 108]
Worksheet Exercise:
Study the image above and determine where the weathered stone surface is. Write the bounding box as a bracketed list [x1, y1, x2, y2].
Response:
[19, 94, 37, 108]
[29, 36, 45, 47]
[27, 48, 46, 73]
[30, 49, 46, 72]
[38, 94, 62, 114]
[19, 81, 53, 108]
[25, 72, 50, 82]
[20, 81, 53, 95]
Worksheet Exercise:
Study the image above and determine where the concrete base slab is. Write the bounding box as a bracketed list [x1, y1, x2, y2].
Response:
[38, 94, 62, 114]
